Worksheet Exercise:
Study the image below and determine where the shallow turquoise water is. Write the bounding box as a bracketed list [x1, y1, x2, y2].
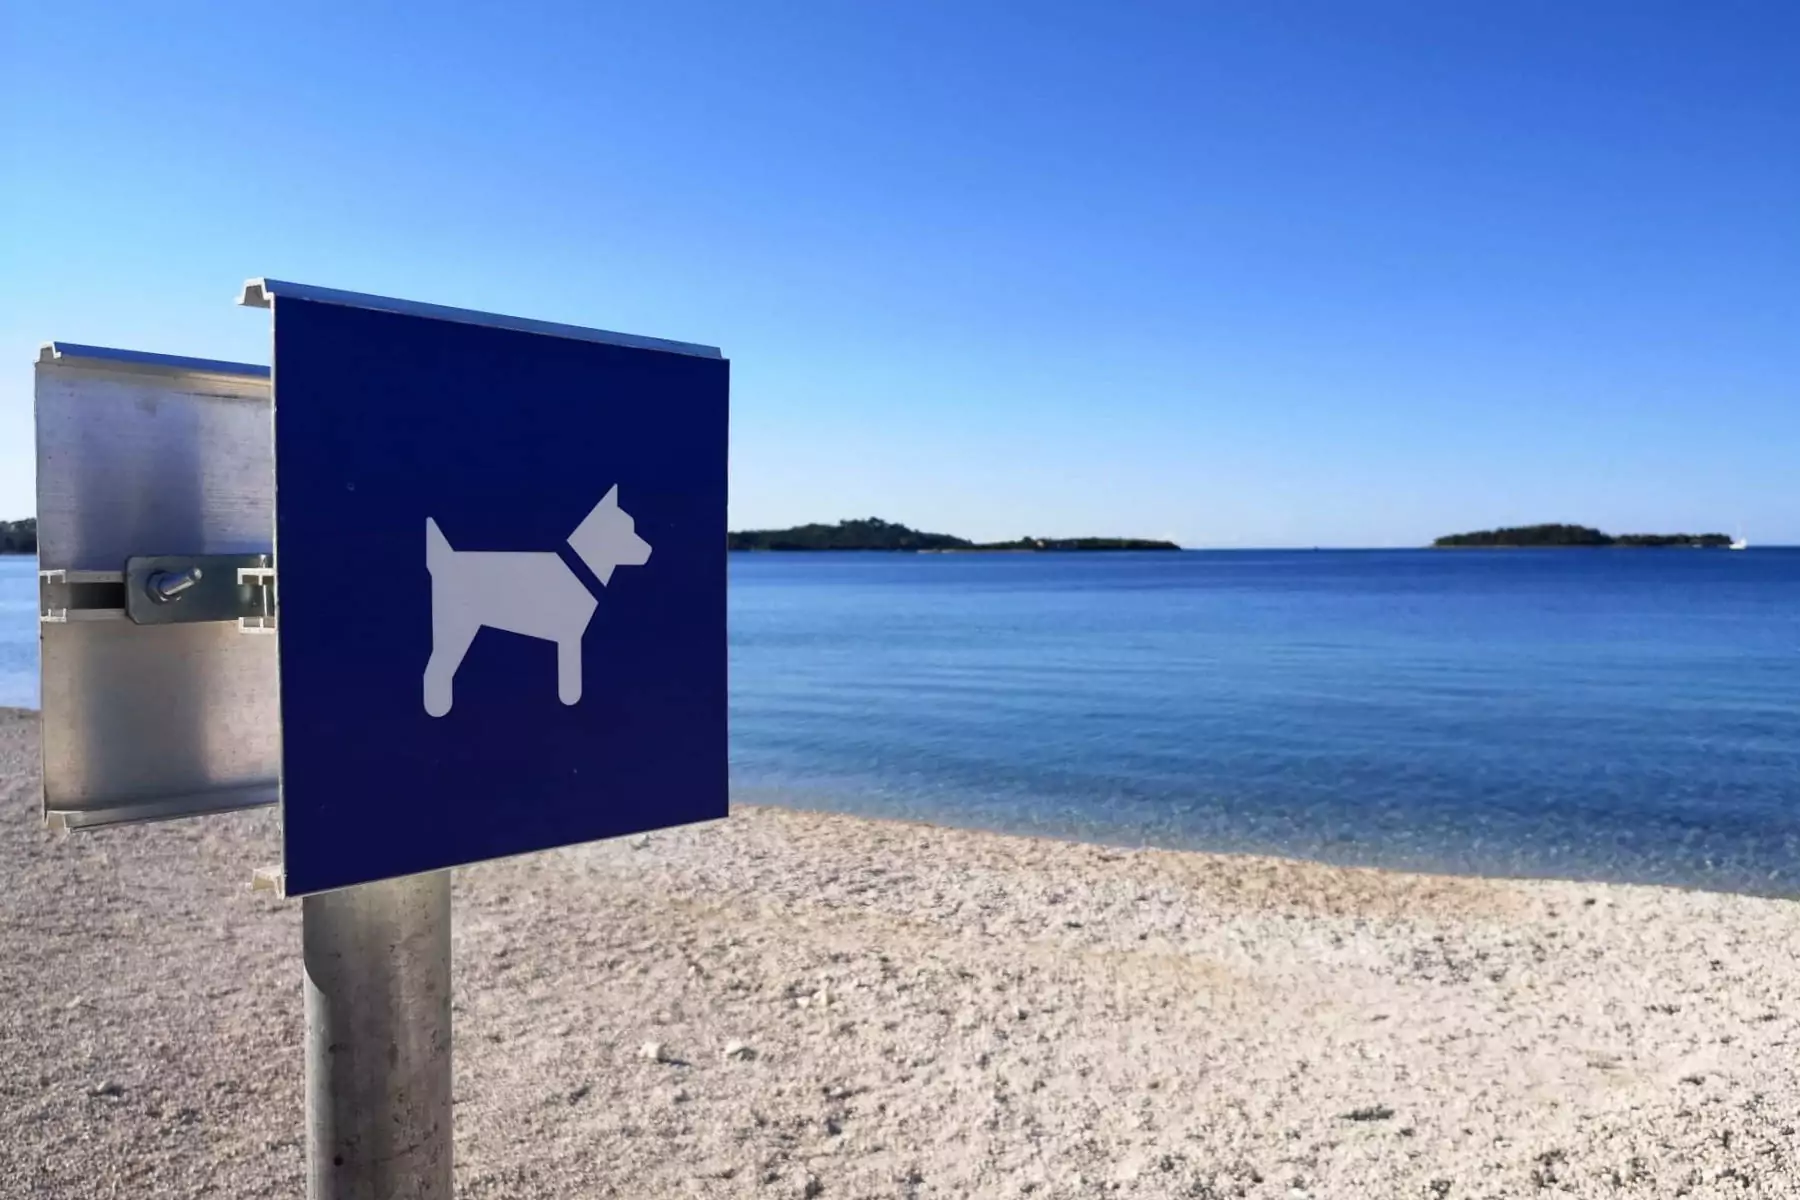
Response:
[6, 550, 1799, 893]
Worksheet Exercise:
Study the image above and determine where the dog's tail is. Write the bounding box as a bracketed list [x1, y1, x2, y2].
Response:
[426, 517, 451, 574]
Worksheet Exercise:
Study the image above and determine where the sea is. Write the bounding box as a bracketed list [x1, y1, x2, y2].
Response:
[4, 550, 1798, 895]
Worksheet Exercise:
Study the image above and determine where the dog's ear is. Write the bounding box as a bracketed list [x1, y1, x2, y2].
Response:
[600, 485, 620, 509]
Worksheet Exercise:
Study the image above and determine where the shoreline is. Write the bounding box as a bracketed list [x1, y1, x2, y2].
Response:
[4, 707, 1798, 1196]
[4, 701, 1787, 903]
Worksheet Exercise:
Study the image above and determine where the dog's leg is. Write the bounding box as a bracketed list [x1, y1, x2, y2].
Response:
[424, 619, 479, 717]
[556, 635, 583, 706]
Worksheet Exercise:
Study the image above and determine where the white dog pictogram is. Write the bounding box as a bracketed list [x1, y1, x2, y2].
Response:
[423, 485, 652, 717]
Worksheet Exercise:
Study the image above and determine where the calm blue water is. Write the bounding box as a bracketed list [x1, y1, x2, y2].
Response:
[5, 551, 1798, 894]
[0, 558, 35, 710]
[730, 550, 1800, 896]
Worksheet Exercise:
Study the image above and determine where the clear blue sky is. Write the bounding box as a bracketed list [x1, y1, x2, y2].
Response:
[4, 2, 1795, 547]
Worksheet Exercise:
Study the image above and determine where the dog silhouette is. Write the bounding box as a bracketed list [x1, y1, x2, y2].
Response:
[423, 485, 651, 717]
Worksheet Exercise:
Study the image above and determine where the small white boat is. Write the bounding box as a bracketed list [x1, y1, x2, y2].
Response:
[1730, 528, 1749, 551]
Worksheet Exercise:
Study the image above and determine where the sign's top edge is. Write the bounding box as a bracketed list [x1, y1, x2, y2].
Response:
[39, 342, 272, 379]
[238, 279, 725, 361]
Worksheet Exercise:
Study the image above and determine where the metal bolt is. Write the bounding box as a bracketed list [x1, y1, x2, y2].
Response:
[147, 566, 203, 603]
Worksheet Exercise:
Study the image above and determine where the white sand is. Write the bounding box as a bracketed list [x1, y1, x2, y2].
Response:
[2, 707, 1797, 1198]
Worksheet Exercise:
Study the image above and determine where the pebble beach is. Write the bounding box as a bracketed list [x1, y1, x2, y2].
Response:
[2, 706, 1797, 1199]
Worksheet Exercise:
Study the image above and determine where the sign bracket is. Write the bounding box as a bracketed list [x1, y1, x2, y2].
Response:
[42, 555, 275, 625]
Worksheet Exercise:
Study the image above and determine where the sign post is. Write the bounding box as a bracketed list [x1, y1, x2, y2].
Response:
[33, 281, 729, 1195]
[305, 871, 452, 1200]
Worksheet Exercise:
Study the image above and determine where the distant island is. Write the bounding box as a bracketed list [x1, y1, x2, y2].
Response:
[6, 515, 1178, 555]
[1434, 523, 1731, 549]
[729, 517, 1180, 552]
[0, 518, 35, 554]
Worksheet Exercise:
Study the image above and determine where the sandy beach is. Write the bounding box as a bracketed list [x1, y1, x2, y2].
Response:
[1, 706, 1797, 1199]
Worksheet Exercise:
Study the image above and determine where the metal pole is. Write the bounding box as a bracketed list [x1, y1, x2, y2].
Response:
[303, 870, 453, 1200]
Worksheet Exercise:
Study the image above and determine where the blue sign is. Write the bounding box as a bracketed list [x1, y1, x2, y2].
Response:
[266, 284, 728, 895]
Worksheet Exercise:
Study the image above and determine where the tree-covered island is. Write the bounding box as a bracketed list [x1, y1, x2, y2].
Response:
[1434, 523, 1731, 548]
[729, 517, 1180, 552]
[0, 518, 36, 554]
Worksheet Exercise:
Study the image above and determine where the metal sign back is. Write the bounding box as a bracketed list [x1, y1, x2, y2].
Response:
[33, 346, 280, 828]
